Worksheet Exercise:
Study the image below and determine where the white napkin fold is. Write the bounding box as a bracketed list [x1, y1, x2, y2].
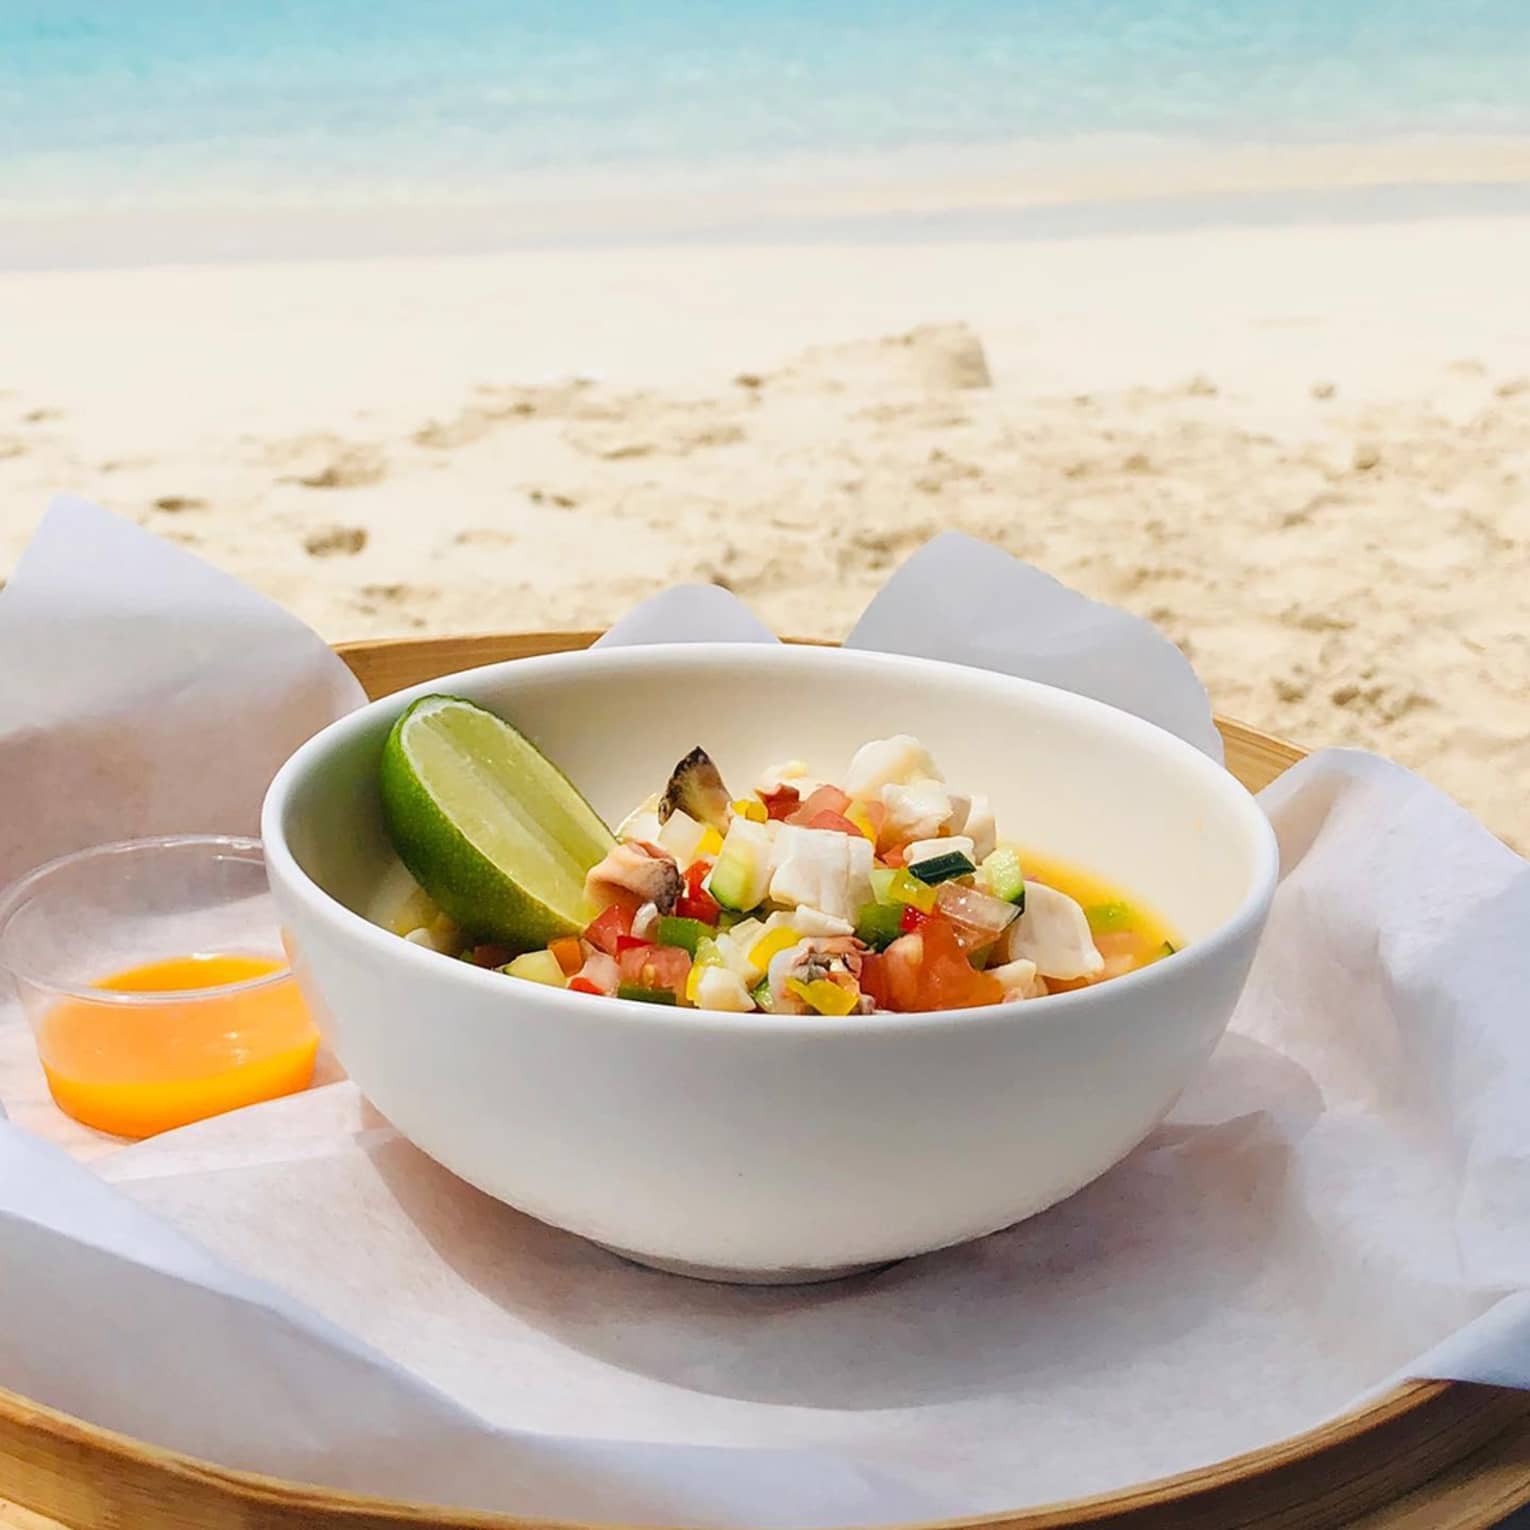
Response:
[2, 499, 1528, 1526]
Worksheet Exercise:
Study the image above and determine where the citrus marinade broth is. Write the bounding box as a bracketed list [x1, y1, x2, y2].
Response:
[1015, 852, 1178, 993]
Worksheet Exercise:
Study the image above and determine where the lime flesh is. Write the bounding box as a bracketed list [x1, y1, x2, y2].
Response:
[379, 695, 615, 950]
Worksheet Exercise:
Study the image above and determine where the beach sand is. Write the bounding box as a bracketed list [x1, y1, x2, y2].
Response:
[2, 210, 1529, 846]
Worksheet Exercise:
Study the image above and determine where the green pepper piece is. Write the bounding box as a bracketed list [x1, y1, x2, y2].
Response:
[617, 983, 679, 1005]
[656, 915, 710, 955]
[854, 901, 904, 952]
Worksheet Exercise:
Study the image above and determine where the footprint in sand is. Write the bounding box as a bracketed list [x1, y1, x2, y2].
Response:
[269, 434, 386, 490]
[567, 419, 745, 461]
[1495, 376, 1529, 398]
[414, 381, 618, 452]
[454, 528, 516, 547]
[1447, 358, 1488, 378]
[1310, 380, 1338, 400]
[152, 495, 206, 513]
[352, 582, 430, 625]
[527, 488, 578, 508]
[913, 448, 984, 495]
[20, 407, 62, 424]
[414, 411, 494, 450]
[303, 524, 368, 558]
[0, 438, 26, 461]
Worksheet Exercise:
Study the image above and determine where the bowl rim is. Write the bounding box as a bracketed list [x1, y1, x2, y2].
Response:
[0, 834, 292, 1003]
[261, 642, 1280, 1036]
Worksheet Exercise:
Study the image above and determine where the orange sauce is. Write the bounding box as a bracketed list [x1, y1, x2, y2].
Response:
[38, 953, 318, 1139]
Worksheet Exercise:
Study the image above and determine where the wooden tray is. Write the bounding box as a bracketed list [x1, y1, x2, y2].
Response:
[3, 630, 1529, 1530]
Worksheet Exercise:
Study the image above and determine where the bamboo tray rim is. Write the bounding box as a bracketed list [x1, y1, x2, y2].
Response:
[3, 628, 1528, 1530]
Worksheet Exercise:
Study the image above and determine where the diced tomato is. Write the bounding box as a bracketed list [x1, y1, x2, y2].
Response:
[678, 860, 721, 924]
[917, 918, 1004, 1010]
[615, 933, 653, 954]
[879, 933, 925, 1011]
[584, 903, 633, 956]
[760, 784, 801, 821]
[858, 953, 890, 1010]
[787, 785, 851, 826]
[568, 976, 604, 996]
[899, 904, 930, 933]
[548, 937, 584, 975]
[881, 845, 906, 868]
[1045, 975, 1091, 995]
[807, 809, 862, 836]
[1093, 930, 1140, 980]
[618, 942, 691, 997]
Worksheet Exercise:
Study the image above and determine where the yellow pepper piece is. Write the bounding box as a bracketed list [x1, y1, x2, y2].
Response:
[731, 798, 768, 824]
[890, 868, 938, 912]
[748, 926, 800, 969]
[786, 977, 859, 1017]
[685, 965, 704, 1003]
[697, 827, 725, 857]
[845, 801, 878, 842]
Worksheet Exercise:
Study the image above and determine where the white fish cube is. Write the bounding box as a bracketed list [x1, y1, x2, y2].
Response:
[845, 735, 941, 799]
[619, 810, 664, 846]
[1000, 882, 1104, 980]
[694, 966, 755, 1012]
[962, 794, 997, 861]
[766, 906, 854, 938]
[657, 808, 709, 867]
[903, 835, 976, 868]
[845, 832, 874, 916]
[768, 826, 855, 922]
[756, 759, 809, 794]
[880, 779, 953, 845]
[988, 958, 1045, 1000]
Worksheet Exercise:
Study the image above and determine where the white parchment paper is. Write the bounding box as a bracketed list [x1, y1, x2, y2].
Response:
[2, 499, 1528, 1525]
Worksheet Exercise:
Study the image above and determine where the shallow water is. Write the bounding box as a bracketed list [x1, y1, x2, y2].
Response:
[5, 0, 1530, 215]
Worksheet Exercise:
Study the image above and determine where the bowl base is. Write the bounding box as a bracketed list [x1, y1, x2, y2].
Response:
[590, 1240, 895, 1286]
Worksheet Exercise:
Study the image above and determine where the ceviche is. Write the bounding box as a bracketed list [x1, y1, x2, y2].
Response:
[384, 699, 1177, 1016]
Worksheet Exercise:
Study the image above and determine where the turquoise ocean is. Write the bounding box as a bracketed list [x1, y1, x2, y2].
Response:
[3, 1, 1530, 258]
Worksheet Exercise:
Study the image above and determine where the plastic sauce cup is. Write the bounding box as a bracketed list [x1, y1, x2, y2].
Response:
[0, 836, 318, 1138]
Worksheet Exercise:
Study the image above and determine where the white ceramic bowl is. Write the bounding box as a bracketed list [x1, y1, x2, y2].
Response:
[262, 644, 1277, 1283]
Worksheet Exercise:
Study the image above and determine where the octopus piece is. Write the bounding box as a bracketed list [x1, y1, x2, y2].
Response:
[767, 935, 867, 1011]
[584, 840, 683, 916]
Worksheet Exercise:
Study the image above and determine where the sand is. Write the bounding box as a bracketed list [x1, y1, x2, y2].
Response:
[2, 210, 1529, 847]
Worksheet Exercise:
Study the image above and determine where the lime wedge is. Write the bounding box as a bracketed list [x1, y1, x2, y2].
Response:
[379, 695, 615, 950]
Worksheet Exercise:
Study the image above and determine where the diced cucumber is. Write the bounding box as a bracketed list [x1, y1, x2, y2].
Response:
[854, 901, 903, 951]
[1086, 901, 1134, 933]
[907, 850, 977, 886]
[502, 950, 567, 987]
[617, 983, 678, 1005]
[703, 818, 773, 911]
[976, 845, 1026, 907]
[868, 866, 900, 905]
[750, 977, 776, 1013]
[656, 915, 710, 954]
